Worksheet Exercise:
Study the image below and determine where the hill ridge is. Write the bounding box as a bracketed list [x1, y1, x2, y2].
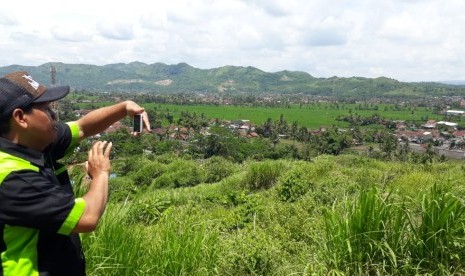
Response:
[1, 62, 464, 98]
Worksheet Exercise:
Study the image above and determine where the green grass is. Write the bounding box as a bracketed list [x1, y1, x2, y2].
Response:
[76, 101, 443, 128]
[145, 103, 441, 128]
[82, 202, 220, 275]
[79, 155, 465, 275]
[149, 103, 442, 128]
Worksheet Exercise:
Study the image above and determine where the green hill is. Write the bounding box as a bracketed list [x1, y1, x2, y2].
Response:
[1, 62, 464, 98]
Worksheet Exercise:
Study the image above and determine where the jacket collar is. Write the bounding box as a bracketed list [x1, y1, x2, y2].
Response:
[0, 137, 45, 166]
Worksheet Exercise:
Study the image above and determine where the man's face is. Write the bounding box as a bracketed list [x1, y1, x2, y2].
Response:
[24, 102, 58, 150]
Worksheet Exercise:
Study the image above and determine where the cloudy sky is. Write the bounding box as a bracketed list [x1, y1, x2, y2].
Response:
[1, 0, 464, 82]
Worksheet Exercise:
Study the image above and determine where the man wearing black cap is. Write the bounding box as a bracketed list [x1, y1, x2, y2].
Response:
[0, 71, 151, 275]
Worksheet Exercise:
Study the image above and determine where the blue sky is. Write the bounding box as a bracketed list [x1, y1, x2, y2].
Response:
[1, 0, 464, 82]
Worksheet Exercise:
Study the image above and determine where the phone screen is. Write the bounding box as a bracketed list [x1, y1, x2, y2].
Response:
[133, 114, 143, 133]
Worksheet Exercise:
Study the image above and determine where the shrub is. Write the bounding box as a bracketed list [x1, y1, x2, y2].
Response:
[130, 161, 166, 186]
[218, 228, 283, 275]
[277, 166, 313, 202]
[151, 159, 205, 189]
[154, 140, 183, 155]
[313, 174, 359, 207]
[113, 156, 150, 176]
[152, 152, 180, 164]
[243, 160, 285, 190]
[203, 156, 238, 183]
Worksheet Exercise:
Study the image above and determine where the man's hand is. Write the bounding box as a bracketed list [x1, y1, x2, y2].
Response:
[85, 141, 112, 179]
[125, 101, 152, 134]
[75, 141, 113, 233]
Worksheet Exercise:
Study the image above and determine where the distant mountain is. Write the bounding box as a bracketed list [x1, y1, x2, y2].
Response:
[1, 62, 465, 99]
[438, 80, 465, 85]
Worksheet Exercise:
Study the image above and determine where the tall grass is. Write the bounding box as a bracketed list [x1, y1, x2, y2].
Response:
[82, 202, 152, 275]
[323, 187, 407, 274]
[243, 160, 288, 190]
[82, 202, 220, 275]
[408, 183, 465, 273]
[155, 212, 219, 275]
[76, 155, 465, 275]
[323, 183, 465, 274]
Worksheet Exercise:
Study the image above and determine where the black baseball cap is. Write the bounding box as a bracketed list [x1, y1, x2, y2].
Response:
[0, 71, 70, 118]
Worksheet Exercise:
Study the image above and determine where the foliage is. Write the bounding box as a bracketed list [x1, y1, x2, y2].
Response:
[82, 202, 219, 275]
[188, 126, 281, 163]
[108, 176, 138, 202]
[112, 155, 150, 176]
[218, 228, 283, 275]
[202, 156, 239, 183]
[126, 197, 171, 226]
[243, 160, 287, 190]
[151, 159, 206, 189]
[101, 129, 144, 158]
[149, 207, 220, 275]
[153, 140, 183, 155]
[322, 181, 465, 275]
[70, 165, 88, 198]
[130, 161, 166, 186]
[77, 150, 465, 275]
[408, 183, 465, 272]
[276, 164, 314, 202]
[314, 126, 352, 155]
[323, 187, 407, 274]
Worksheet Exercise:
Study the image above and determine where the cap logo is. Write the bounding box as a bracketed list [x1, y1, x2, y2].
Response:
[21, 74, 39, 91]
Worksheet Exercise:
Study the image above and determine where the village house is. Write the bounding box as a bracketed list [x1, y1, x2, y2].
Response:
[422, 120, 437, 129]
[446, 110, 465, 116]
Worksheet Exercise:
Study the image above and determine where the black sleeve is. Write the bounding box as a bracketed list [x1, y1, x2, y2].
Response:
[0, 170, 76, 232]
[44, 122, 75, 161]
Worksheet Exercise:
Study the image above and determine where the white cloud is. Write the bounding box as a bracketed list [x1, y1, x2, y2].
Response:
[0, 12, 18, 26]
[0, 0, 465, 82]
[301, 16, 351, 46]
[51, 26, 93, 42]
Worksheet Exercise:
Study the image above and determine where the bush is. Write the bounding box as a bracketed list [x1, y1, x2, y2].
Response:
[113, 156, 150, 176]
[154, 140, 183, 155]
[218, 228, 283, 275]
[277, 165, 313, 202]
[266, 143, 300, 160]
[203, 156, 238, 183]
[130, 161, 166, 186]
[243, 160, 286, 190]
[151, 159, 205, 189]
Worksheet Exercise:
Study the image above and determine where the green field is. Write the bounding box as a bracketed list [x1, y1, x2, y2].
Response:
[143, 103, 441, 128]
[75, 99, 444, 128]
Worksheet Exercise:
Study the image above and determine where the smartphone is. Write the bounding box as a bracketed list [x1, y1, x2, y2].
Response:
[133, 114, 143, 133]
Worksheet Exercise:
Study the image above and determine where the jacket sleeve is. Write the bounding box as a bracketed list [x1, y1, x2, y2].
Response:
[45, 122, 81, 161]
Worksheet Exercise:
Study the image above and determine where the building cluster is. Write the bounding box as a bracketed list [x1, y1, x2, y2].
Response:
[394, 116, 465, 151]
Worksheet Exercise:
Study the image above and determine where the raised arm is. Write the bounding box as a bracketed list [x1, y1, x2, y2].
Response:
[76, 101, 151, 142]
[73, 141, 112, 233]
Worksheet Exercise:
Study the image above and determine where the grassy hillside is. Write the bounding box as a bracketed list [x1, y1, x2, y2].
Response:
[1, 62, 465, 98]
[71, 154, 465, 275]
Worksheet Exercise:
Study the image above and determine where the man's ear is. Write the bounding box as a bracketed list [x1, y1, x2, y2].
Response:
[11, 108, 28, 129]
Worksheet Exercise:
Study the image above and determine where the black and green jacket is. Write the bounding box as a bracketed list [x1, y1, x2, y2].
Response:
[0, 122, 86, 276]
